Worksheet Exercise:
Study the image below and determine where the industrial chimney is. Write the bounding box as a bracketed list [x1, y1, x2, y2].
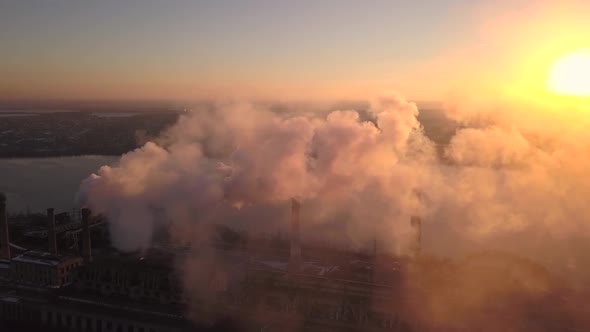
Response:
[410, 216, 422, 257]
[288, 198, 302, 275]
[81, 208, 92, 263]
[47, 208, 58, 254]
[0, 193, 10, 260]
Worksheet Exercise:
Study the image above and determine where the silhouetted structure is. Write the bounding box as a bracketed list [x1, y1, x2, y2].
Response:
[288, 198, 301, 275]
[81, 208, 92, 263]
[0, 193, 10, 260]
[47, 208, 58, 254]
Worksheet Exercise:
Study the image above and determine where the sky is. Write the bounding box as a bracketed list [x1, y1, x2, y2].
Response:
[1, 0, 589, 102]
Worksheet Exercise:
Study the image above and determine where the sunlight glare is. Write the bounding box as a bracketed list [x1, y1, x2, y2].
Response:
[546, 49, 590, 97]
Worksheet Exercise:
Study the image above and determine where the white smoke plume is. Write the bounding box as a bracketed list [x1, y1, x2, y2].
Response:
[79, 92, 590, 285]
[79, 93, 431, 253]
[78, 92, 590, 330]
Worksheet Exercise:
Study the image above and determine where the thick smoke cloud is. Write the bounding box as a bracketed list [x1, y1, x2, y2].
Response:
[78, 92, 590, 329]
[433, 101, 590, 288]
[79, 94, 430, 253]
[79, 93, 590, 284]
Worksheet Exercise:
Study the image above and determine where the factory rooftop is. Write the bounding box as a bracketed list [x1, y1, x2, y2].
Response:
[12, 251, 76, 267]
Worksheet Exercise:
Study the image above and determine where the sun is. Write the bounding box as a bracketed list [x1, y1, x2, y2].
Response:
[546, 49, 590, 97]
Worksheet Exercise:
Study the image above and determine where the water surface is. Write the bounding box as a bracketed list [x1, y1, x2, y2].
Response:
[0, 156, 119, 213]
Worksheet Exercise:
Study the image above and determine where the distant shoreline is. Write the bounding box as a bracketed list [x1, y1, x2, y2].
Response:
[0, 152, 125, 159]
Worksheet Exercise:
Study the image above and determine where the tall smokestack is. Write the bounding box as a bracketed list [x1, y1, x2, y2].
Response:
[81, 208, 92, 263]
[410, 216, 422, 257]
[47, 208, 57, 254]
[0, 193, 10, 260]
[288, 198, 301, 275]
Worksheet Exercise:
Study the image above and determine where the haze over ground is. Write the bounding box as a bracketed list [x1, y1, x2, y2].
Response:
[2, 1, 590, 330]
[3, 0, 589, 285]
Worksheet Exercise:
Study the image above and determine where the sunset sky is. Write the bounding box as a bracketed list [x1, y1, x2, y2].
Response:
[1, 0, 589, 102]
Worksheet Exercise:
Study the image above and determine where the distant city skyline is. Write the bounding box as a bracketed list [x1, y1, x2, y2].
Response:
[1, 1, 589, 103]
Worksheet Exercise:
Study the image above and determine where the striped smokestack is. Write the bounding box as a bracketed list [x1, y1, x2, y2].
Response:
[47, 208, 57, 254]
[0, 193, 10, 259]
[81, 208, 92, 263]
[289, 198, 301, 275]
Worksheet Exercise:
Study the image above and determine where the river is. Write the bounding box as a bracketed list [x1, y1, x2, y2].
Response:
[0, 156, 119, 214]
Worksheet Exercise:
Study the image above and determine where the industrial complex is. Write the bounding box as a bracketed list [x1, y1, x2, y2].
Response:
[0, 192, 431, 332]
[0, 192, 586, 332]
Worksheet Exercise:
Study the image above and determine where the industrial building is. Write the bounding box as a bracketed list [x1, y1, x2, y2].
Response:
[0, 193, 194, 331]
[1, 193, 585, 331]
[11, 251, 82, 287]
[0, 192, 439, 331]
